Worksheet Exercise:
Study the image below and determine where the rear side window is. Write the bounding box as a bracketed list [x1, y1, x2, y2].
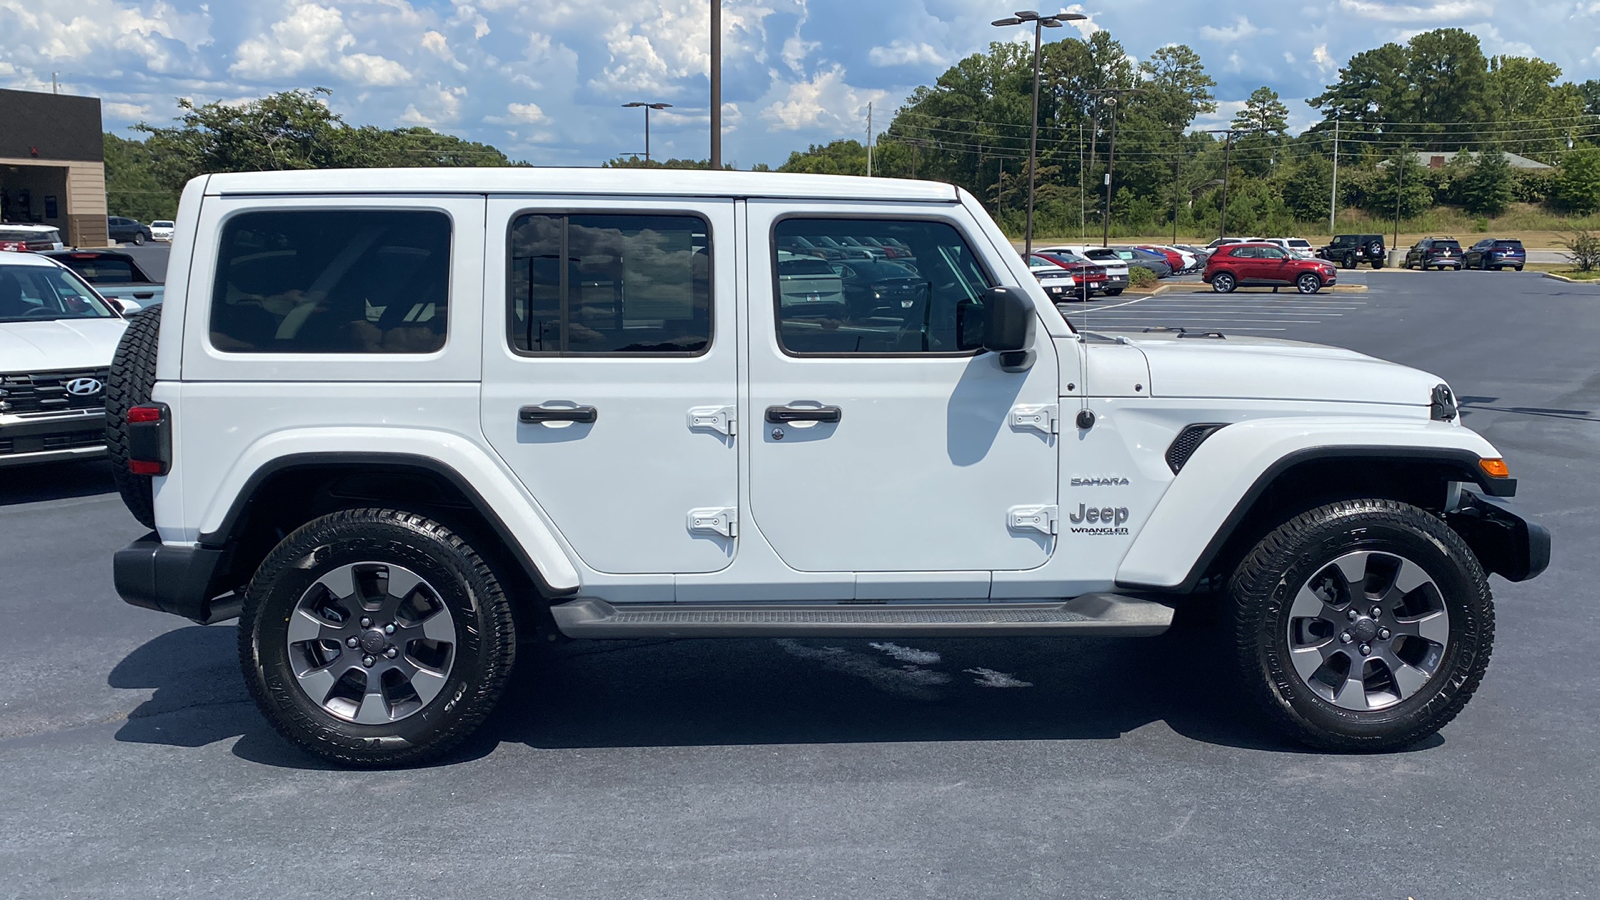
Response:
[209, 210, 451, 354]
[507, 213, 711, 355]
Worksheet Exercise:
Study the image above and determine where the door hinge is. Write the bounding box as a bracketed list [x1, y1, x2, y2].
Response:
[687, 406, 736, 436]
[1010, 404, 1059, 435]
[687, 507, 738, 538]
[1008, 505, 1058, 535]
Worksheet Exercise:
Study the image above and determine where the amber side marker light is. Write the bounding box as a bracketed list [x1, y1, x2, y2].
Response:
[1479, 458, 1511, 479]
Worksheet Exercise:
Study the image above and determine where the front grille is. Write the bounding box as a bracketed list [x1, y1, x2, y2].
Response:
[1166, 423, 1228, 474]
[0, 368, 110, 415]
[0, 430, 102, 457]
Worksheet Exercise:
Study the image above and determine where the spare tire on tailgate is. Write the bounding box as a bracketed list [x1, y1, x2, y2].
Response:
[106, 307, 161, 529]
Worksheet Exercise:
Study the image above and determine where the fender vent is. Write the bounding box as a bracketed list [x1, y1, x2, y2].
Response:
[1166, 424, 1227, 474]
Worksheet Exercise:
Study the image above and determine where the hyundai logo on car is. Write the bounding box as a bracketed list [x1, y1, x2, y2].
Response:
[65, 377, 103, 396]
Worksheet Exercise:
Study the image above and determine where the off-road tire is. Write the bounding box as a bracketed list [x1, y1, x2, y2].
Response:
[106, 306, 161, 529]
[239, 508, 518, 768]
[1340, 254, 1355, 269]
[1230, 499, 1494, 752]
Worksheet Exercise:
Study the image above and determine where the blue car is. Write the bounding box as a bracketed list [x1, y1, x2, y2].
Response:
[1464, 238, 1525, 271]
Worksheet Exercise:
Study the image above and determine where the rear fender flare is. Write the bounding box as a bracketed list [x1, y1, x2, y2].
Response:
[194, 428, 581, 594]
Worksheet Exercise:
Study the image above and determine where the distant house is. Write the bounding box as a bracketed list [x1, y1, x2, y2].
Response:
[1411, 150, 1552, 171]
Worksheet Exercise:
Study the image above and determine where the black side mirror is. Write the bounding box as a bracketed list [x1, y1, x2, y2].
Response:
[980, 286, 1035, 372]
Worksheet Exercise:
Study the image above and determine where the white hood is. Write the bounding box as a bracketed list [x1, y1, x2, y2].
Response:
[0, 318, 128, 374]
[1108, 333, 1444, 407]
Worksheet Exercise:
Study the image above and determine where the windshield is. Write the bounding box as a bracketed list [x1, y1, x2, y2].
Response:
[52, 255, 147, 284]
[1435, 241, 1461, 249]
[0, 265, 119, 322]
[1494, 240, 1524, 249]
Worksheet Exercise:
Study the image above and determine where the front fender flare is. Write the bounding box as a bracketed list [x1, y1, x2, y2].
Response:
[1116, 418, 1505, 591]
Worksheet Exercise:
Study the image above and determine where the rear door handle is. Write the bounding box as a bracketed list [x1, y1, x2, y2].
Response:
[765, 405, 842, 424]
[519, 405, 598, 424]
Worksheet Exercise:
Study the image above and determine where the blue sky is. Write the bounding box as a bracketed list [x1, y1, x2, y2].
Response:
[3, 0, 1600, 168]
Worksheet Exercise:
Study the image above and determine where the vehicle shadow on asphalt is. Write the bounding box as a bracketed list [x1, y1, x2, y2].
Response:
[0, 460, 118, 507]
[108, 621, 1442, 769]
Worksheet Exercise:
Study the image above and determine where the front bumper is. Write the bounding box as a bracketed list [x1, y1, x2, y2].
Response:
[0, 410, 107, 468]
[1445, 490, 1551, 582]
[114, 533, 240, 624]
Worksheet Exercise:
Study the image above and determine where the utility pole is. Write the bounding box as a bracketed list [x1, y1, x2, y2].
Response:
[1394, 146, 1405, 251]
[993, 10, 1086, 259]
[1221, 132, 1233, 240]
[866, 102, 873, 177]
[1330, 108, 1340, 234]
[1172, 148, 1181, 246]
[1103, 97, 1118, 247]
[52, 73, 59, 94]
[709, 0, 721, 169]
[1078, 121, 1086, 242]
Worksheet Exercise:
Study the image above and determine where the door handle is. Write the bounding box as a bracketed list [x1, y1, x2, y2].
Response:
[519, 405, 598, 424]
[766, 405, 842, 424]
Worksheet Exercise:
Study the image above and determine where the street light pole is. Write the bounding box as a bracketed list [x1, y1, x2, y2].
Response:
[622, 102, 672, 163]
[1198, 128, 1243, 240]
[993, 10, 1088, 259]
[710, 0, 721, 168]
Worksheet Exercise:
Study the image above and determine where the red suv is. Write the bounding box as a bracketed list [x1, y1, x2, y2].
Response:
[1203, 242, 1337, 294]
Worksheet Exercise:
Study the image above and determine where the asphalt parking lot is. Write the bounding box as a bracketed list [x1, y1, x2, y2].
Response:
[2, 267, 1597, 898]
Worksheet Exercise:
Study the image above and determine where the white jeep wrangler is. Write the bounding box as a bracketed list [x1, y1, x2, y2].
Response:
[108, 169, 1549, 767]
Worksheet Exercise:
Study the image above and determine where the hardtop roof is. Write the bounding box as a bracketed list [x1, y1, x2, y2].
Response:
[200, 168, 962, 202]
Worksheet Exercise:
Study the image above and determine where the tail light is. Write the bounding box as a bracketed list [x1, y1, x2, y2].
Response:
[0, 241, 27, 252]
[126, 403, 172, 476]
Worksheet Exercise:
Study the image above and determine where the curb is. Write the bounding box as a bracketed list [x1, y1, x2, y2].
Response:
[1538, 272, 1600, 284]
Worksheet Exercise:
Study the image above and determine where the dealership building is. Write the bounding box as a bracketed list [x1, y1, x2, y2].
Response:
[0, 87, 108, 247]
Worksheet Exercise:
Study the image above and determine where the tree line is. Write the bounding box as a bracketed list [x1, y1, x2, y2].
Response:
[106, 29, 1600, 237]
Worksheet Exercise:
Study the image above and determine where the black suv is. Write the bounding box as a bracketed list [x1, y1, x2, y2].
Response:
[106, 216, 152, 246]
[1321, 234, 1386, 269]
[1463, 238, 1526, 271]
[1404, 237, 1463, 271]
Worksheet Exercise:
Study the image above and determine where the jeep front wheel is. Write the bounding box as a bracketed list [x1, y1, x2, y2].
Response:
[239, 508, 517, 767]
[1230, 499, 1493, 751]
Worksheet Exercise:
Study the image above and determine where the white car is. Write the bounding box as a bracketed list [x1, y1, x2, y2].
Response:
[0, 223, 66, 252]
[1265, 237, 1316, 259]
[1036, 245, 1130, 295]
[0, 252, 128, 467]
[150, 220, 176, 242]
[106, 168, 1547, 767]
[1026, 253, 1080, 301]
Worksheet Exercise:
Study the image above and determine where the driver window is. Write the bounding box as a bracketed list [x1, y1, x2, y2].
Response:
[1260, 247, 1287, 259]
[772, 218, 993, 355]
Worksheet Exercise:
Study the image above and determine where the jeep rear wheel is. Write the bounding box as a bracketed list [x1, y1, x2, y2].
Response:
[239, 508, 517, 768]
[1211, 272, 1236, 293]
[1230, 499, 1493, 751]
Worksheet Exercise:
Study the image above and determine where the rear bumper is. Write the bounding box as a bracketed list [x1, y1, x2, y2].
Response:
[1445, 490, 1551, 583]
[113, 533, 240, 624]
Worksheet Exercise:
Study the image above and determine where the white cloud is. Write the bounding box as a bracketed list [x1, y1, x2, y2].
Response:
[484, 101, 547, 125]
[1283, 51, 1296, 64]
[231, 2, 411, 86]
[1336, 0, 1493, 21]
[868, 40, 946, 68]
[103, 100, 152, 120]
[0, 1, 213, 75]
[1312, 43, 1336, 74]
[1200, 16, 1265, 42]
[761, 63, 885, 131]
[399, 83, 467, 126]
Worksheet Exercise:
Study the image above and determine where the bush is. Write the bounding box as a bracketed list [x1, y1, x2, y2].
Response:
[1564, 230, 1600, 272]
[1461, 149, 1514, 216]
[1556, 148, 1600, 215]
[1128, 266, 1158, 288]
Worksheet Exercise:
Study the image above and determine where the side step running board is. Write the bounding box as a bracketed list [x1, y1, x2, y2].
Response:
[549, 595, 1174, 639]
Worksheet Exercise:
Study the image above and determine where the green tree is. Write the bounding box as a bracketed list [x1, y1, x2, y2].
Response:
[1363, 152, 1433, 219]
[1232, 86, 1289, 136]
[1403, 29, 1492, 146]
[775, 140, 870, 175]
[1137, 44, 1217, 132]
[1580, 80, 1600, 117]
[1555, 147, 1600, 214]
[1308, 43, 1410, 131]
[1460, 149, 1514, 215]
[1280, 154, 1333, 222]
[103, 134, 177, 221]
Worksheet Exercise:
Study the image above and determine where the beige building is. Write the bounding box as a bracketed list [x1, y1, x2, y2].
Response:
[1, 87, 109, 247]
